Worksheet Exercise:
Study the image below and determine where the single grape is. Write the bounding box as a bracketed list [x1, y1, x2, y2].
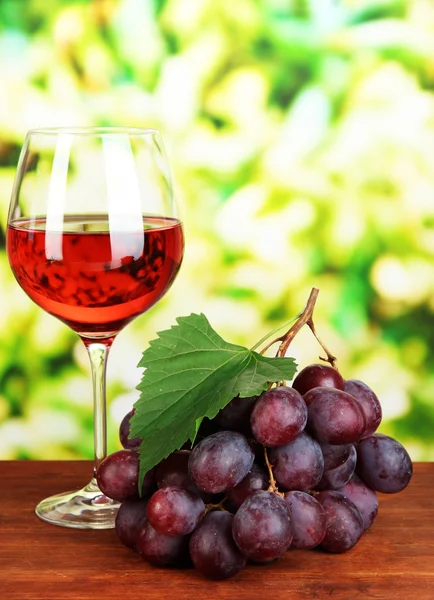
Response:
[316, 444, 357, 490]
[136, 522, 190, 567]
[226, 464, 269, 510]
[269, 432, 324, 492]
[146, 485, 205, 536]
[96, 450, 155, 502]
[119, 409, 142, 451]
[190, 511, 247, 580]
[115, 498, 149, 549]
[344, 380, 382, 438]
[356, 433, 412, 493]
[305, 387, 366, 444]
[284, 491, 326, 549]
[215, 395, 257, 436]
[189, 431, 254, 493]
[250, 387, 307, 447]
[337, 474, 378, 530]
[292, 364, 344, 396]
[232, 490, 293, 563]
[316, 490, 364, 553]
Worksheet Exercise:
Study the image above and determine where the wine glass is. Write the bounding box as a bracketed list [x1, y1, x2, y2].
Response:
[6, 127, 184, 529]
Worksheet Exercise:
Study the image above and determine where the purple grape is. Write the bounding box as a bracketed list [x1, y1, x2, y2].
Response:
[156, 451, 193, 490]
[316, 490, 364, 553]
[321, 442, 353, 471]
[344, 379, 382, 438]
[146, 486, 205, 536]
[190, 511, 247, 580]
[250, 387, 307, 447]
[226, 464, 269, 510]
[136, 522, 190, 567]
[337, 474, 378, 530]
[356, 433, 412, 493]
[188, 431, 254, 493]
[119, 409, 142, 451]
[269, 432, 324, 492]
[284, 491, 326, 549]
[316, 444, 357, 490]
[292, 364, 344, 396]
[155, 450, 211, 501]
[305, 387, 366, 444]
[232, 490, 293, 563]
[215, 395, 257, 436]
[96, 450, 155, 502]
[115, 498, 149, 549]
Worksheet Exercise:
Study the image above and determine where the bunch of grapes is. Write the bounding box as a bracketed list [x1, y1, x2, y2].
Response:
[97, 363, 412, 580]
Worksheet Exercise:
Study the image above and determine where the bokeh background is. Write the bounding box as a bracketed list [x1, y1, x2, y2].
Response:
[0, 0, 433, 461]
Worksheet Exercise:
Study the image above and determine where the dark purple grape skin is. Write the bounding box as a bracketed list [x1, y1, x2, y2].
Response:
[356, 433, 412, 493]
[215, 395, 257, 436]
[119, 409, 142, 451]
[232, 490, 293, 563]
[321, 442, 354, 471]
[141, 468, 156, 496]
[316, 490, 364, 553]
[344, 380, 382, 438]
[96, 450, 155, 502]
[156, 451, 193, 490]
[226, 464, 269, 510]
[155, 451, 212, 502]
[136, 522, 190, 567]
[190, 511, 247, 580]
[292, 364, 344, 396]
[146, 486, 205, 536]
[337, 474, 379, 530]
[305, 387, 366, 444]
[250, 387, 307, 447]
[316, 444, 357, 490]
[284, 491, 326, 549]
[269, 432, 324, 492]
[189, 431, 254, 494]
[115, 498, 149, 549]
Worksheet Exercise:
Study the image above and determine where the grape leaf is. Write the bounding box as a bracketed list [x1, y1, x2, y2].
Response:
[130, 313, 297, 487]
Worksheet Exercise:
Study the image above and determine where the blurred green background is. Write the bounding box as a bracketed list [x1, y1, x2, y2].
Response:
[0, 0, 433, 461]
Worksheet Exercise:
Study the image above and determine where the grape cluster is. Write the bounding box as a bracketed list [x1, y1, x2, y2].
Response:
[97, 363, 412, 580]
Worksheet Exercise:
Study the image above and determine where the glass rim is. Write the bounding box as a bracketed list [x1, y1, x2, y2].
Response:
[26, 126, 160, 137]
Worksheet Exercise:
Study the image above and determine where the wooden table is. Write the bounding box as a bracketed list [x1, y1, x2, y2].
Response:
[0, 461, 433, 600]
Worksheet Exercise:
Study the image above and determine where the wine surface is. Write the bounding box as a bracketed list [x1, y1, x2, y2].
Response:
[7, 215, 184, 337]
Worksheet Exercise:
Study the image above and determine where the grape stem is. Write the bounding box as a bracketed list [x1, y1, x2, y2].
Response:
[263, 447, 284, 497]
[259, 287, 337, 368]
[204, 497, 229, 515]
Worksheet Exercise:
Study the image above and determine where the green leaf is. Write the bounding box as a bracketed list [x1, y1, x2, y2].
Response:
[130, 313, 297, 488]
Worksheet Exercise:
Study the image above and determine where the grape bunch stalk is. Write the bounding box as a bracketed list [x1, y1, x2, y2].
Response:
[97, 288, 413, 580]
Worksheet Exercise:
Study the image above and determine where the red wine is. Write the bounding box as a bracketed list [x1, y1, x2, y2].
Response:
[7, 215, 184, 338]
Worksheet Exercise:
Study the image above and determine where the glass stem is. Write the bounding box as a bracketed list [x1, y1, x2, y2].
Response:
[84, 341, 112, 478]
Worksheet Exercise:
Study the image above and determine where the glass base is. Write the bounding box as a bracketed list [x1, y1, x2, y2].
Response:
[35, 477, 120, 529]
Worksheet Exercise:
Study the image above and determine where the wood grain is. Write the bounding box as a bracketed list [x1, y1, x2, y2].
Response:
[0, 461, 433, 600]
